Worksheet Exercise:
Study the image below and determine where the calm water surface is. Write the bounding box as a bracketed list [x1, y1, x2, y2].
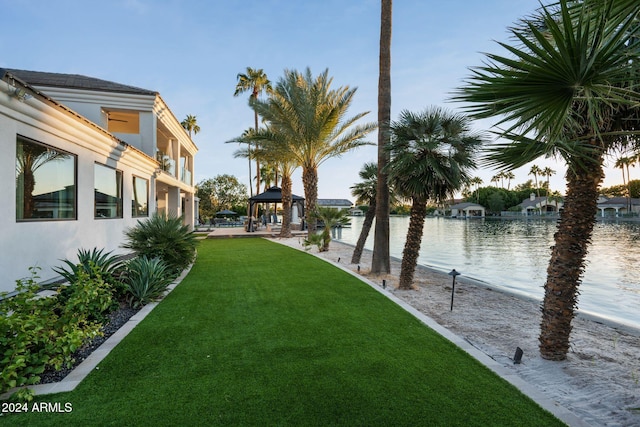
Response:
[336, 216, 640, 329]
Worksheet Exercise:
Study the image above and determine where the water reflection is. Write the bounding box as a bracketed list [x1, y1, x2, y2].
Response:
[337, 216, 640, 329]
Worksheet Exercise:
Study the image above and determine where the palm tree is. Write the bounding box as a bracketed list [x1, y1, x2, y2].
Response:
[542, 166, 556, 213]
[180, 115, 200, 138]
[249, 68, 376, 235]
[615, 157, 629, 200]
[387, 107, 483, 290]
[454, 0, 640, 360]
[350, 162, 398, 264]
[490, 174, 501, 187]
[372, 0, 393, 275]
[228, 127, 298, 237]
[234, 67, 273, 199]
[305, 207, 350, 252]
[529, 165, 542, 198]
[504, 171, 515, 190]
[470, 176, 483, 203]
[615, 154, 637, 214]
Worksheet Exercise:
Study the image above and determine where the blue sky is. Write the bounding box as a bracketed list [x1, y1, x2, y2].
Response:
[1, 0, 629, 201]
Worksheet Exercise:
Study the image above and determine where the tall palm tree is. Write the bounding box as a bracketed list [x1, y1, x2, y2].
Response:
[387, 107, 483, 290]
[249, 68, 376, 235]
[228, 128, 298, 237]
[542, 166, 556, 213]
[234, 67, 273, 199]
[372, 0, 393, 275]
[349, 162, 398, 264]
[490, 174, 501, 187]
[454, 0, 640, 360]
[615, 157, 629, 202]
[180, 114, 200, 138]
[470, 176, 483, 203]
[504, 171, 515, 190]
[529, 165, 542, 197]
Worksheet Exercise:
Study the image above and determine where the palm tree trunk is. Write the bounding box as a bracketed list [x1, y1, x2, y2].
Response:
[253, 110, 260, 217]
[302, 166, 318, 235]
[626, 164, 632, 214]
[539, 158, 603, 361]
[279, 175, 293, 238]
[398, 197, 427, 290]
[372, 0, 392, 275]
[351, 199, 376, 264]
[23, 169, 36, 218]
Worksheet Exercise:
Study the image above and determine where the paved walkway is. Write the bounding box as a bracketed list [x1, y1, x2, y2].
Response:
[197, 225, 307, 239]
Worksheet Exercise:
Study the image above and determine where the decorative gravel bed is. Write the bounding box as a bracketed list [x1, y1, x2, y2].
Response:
[37, 302, 140, 384]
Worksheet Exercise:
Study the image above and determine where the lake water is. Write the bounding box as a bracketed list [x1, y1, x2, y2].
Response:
[336, 216, 640, 330]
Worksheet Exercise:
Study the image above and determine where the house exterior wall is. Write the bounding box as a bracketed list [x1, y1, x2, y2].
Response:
[0, 79, 157, 293]
[28, 85, 198, 230]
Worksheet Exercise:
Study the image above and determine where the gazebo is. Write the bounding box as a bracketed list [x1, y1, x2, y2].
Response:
[247, 186, 305, 231]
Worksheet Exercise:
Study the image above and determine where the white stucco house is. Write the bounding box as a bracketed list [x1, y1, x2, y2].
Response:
[1, 68, 197, 293]
[317, 199, 353, 211]
[450, 202, 485, 218]
[516, 193, 564, 215]
[597, 195, 640, 217]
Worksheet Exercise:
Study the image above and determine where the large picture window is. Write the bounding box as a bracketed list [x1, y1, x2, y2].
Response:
[95, 163, 123, 218]
[16, 136, 76, 221]
[132, 176, 149, 217]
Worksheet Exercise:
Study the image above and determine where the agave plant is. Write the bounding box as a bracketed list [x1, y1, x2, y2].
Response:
[122, 256, 174, 308]
[53, 247, 122, 285]
[122, 213, 197, 274]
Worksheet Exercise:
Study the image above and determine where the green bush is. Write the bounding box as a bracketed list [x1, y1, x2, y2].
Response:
[57, 263, 114, 323]
[0, 268, 103, 397]
[54, 248, 126, 304]
[122, 213, 197, 274]
[123, 256, 175, 308]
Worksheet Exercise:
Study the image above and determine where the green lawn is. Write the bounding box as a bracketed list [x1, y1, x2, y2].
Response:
[1, 239, 563, 426]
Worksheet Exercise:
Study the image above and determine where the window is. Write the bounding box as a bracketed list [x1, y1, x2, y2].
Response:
[132, 176, 149, 217]
[94, 163, 123, 218]
[16, 136, 76, 221]
[104, 110, 140, 134]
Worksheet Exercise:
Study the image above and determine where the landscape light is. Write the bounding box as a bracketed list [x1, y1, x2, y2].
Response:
[449, 269, 461, 311]
[514, 347, 524, 364]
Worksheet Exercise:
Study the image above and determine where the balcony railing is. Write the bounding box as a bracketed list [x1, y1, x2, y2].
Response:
[181, 168, 192, 186]
[157, 152, 176, 177]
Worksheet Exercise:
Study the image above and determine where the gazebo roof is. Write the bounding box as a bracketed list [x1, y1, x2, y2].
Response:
[249, 186, 304, 203]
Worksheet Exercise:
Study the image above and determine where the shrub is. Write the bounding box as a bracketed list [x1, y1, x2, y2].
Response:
[0, 268, 103, 397]
[54, 247, 126, 305]
[123, 256, 174, 308]
[57, 263, 114, 323]
[122, 213, 197, 274]
[53, 248, 122, 283]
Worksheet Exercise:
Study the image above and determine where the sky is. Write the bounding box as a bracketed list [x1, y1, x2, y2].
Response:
[1, 0, 633, 202]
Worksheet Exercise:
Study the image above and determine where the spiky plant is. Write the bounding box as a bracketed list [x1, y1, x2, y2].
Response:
[122, 213, 197, 274]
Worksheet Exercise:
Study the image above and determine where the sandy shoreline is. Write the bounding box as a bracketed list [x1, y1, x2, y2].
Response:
[271, 237, 640, 427]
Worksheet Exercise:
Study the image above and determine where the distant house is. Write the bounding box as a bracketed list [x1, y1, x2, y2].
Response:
[317, 199, 353, 211]
[597, 196, 640, 217]
[515, 193, 563, 215]
[450, 202, 485, 218]
[1, 68, 197, 292]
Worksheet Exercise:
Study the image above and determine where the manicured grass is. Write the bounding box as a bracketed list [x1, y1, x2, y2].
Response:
[2, 239, 563, 426]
